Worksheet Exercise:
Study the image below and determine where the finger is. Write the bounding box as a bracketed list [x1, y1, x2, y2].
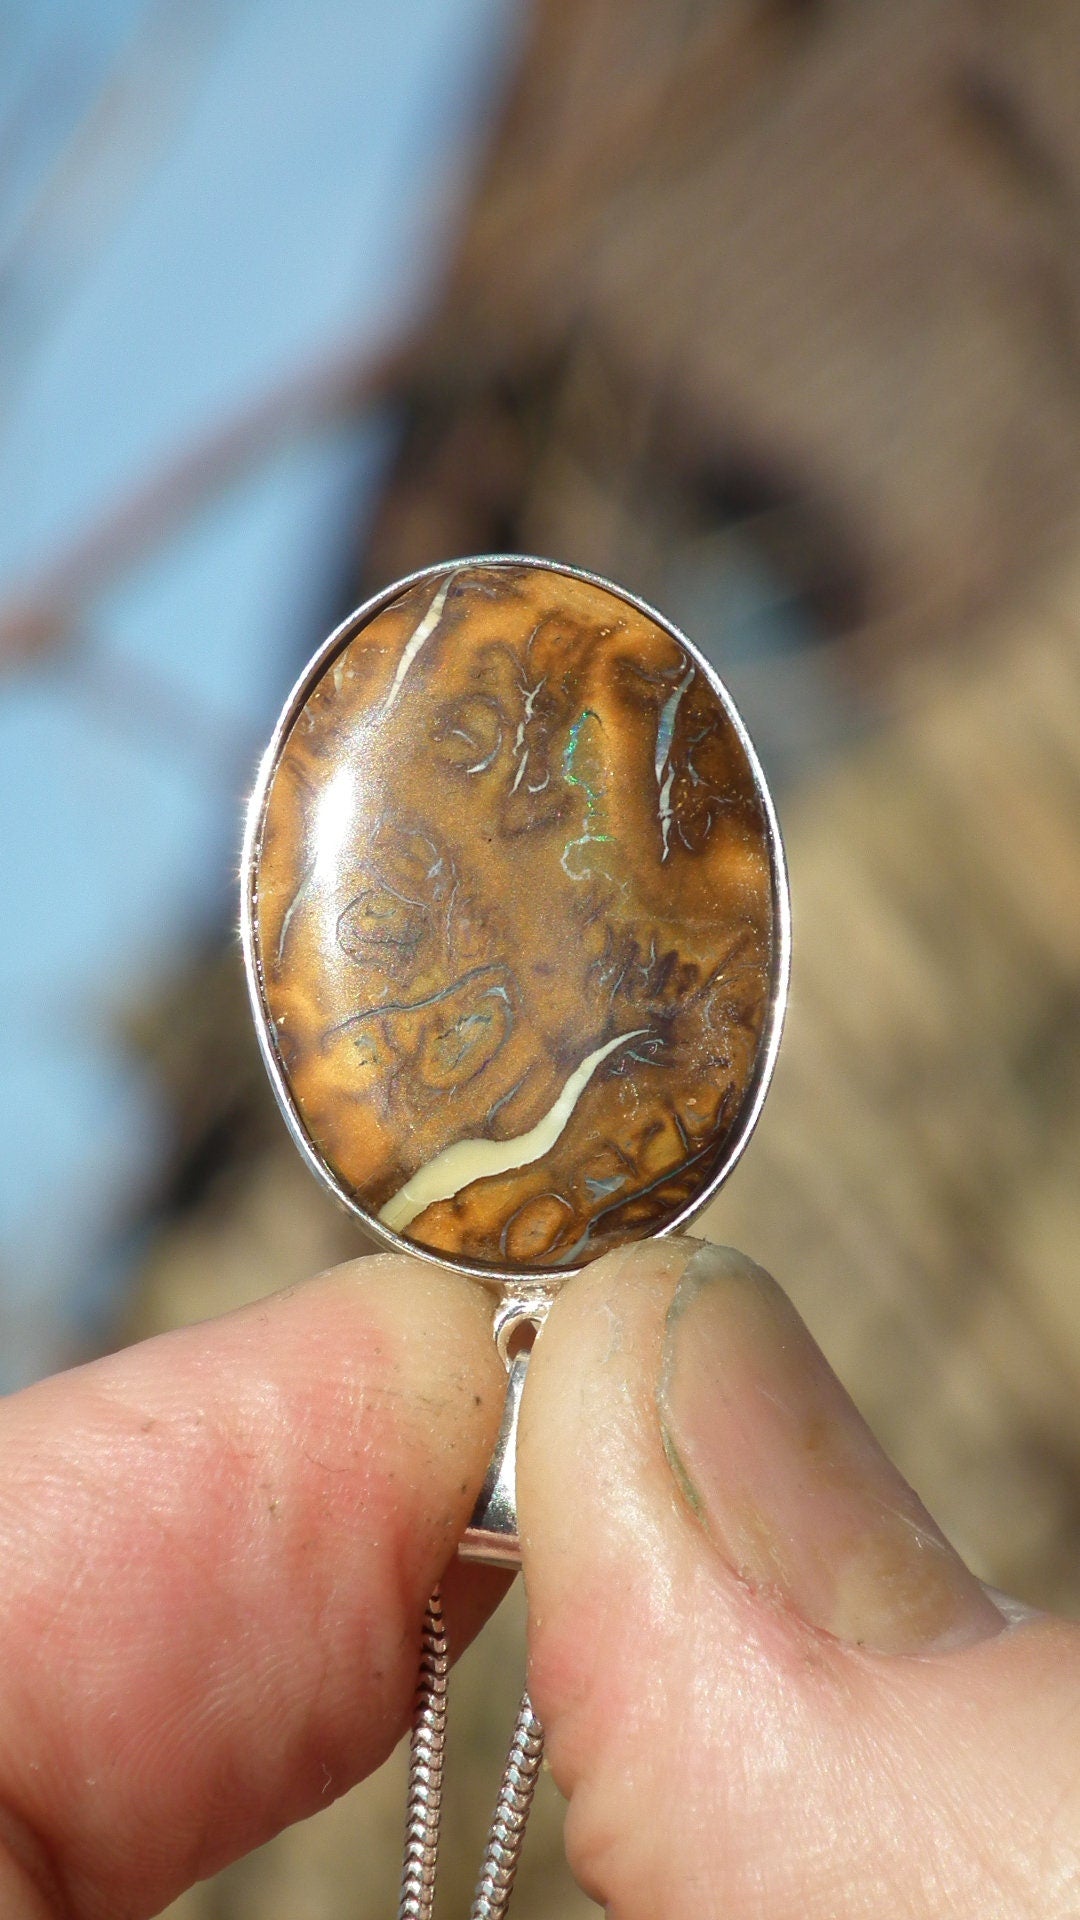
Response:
[518, 1239, 1080, 1919]
[0, 1255, 506, 1920]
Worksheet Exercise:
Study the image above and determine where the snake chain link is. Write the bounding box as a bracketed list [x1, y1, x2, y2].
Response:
[468, 1689, 545, 1920]
[396, 1591, 544, 1920]
[398, 1588, 450, 1920]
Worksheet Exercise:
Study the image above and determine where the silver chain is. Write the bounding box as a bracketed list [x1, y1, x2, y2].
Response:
[469, 1689, 545, 1920]
[398, 1303, 547, 1918]
[396, 1591, 544, 1920]
[398, 1588, 450, 1920]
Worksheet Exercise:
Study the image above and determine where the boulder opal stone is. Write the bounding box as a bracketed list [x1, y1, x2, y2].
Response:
[248, 559, 784, 1275]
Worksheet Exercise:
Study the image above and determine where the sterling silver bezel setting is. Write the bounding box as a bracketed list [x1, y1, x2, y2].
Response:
[239, 553, 791, 1289]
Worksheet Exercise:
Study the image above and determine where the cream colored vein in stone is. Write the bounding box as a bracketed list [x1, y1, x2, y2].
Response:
[379, 576, 450, 719]
[378, 1028, 650, 1233]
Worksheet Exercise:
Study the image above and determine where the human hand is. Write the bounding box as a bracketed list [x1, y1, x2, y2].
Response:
[1, 1242, 1077, 1919]
[0, 1259, 506, 1918]
[519, 1240, 1080, 1918]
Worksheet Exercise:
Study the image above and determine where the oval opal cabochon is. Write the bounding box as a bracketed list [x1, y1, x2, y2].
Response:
[247, 559, 786, 1276]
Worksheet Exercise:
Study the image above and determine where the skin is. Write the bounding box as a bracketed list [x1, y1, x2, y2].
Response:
[0, 1242, 1077, 1918]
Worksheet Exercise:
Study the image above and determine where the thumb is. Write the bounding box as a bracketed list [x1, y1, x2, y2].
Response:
[518, 1239, 1080, 1920]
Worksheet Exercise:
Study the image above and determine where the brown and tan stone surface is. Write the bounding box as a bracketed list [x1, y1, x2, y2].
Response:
[251, 560, 780, 1272]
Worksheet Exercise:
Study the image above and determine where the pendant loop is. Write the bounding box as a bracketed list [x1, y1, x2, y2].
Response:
[460, 1292, 547, 1568]
[460, 1347, 529, 1569]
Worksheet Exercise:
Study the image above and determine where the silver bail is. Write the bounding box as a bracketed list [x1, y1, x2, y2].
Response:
[459, 1346, 529, 1568]
[459, 1293, 549, 1569]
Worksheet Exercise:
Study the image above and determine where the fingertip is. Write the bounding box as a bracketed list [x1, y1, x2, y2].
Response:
[518, 1236, 694, 1568]
[517, 1241, 704, 1752]
[0, 1253, 506, 1918]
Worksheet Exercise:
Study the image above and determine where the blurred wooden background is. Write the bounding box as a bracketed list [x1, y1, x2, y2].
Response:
[108, 0, 1080, 1911]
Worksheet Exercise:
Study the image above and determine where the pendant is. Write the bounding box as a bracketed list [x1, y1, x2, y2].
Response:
[240, 556, 789, 1915]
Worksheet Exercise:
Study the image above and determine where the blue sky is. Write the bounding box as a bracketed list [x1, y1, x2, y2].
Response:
[0, 0, 519, 1385]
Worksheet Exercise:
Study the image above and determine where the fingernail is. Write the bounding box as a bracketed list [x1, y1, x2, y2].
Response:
[658, 1244, 1004, 1655]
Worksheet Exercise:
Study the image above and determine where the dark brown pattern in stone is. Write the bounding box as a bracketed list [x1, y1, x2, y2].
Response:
[252, 562, 777, 1271]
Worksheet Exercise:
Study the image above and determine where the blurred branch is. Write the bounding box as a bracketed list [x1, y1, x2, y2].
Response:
[0, 328, 412, 668]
